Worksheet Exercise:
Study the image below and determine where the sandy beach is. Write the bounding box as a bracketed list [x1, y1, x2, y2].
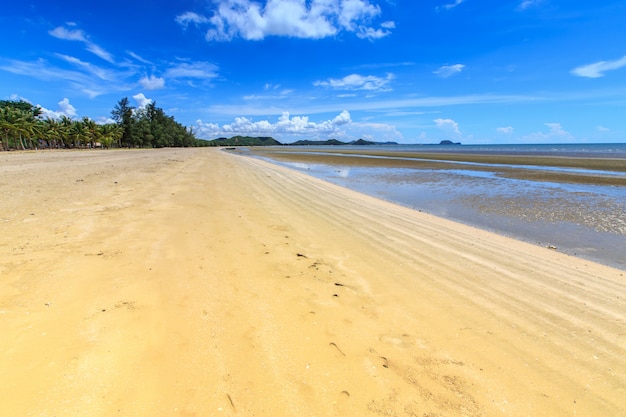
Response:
[1, 148, 625, 416]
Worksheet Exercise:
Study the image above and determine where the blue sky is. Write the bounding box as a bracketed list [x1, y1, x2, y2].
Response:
[1, 0, 625, 144]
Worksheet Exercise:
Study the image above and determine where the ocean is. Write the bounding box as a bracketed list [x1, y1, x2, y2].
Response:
[243, 143, 626, 269]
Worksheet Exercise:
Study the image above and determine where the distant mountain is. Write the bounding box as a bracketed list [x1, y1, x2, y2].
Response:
[207, 136, 282, 146]
[350, 139, 398, 146]
[439, 140, 461, 145]
[207, 136, 399, 147]
[289, 139, 347, 146]
[289, 138, 399, 146]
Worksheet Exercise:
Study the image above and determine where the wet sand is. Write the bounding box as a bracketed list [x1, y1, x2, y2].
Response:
[249, 146, 626, 268]
[1, 148, 625, 416]
[250, 147, 626, 185]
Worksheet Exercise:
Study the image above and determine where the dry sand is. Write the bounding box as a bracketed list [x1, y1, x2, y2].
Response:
[1, 148, 624, 416]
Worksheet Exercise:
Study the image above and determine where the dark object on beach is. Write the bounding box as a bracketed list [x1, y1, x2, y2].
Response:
[439, 140, 461, 145]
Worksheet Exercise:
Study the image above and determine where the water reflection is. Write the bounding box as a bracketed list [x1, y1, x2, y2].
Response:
[279, 160, 626, 269]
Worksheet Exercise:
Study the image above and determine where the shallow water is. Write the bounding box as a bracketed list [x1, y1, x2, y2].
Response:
[241, 147, 626, 269]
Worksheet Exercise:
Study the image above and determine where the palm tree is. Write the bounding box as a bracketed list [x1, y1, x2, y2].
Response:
[69, 120, 89, 148]
[82, 117, 101, 148]
[0, 107, 27, 150]
[58, 116, 74, 148]
[42, 118, 61, 148]
[0, 107, 14, 150]
[99, 123, 122, 148]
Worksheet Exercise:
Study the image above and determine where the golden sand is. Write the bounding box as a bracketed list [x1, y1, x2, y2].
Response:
[1, 148, 624, 416]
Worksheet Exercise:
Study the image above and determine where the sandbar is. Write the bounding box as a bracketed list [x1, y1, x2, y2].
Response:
[250, 147, 626, 185]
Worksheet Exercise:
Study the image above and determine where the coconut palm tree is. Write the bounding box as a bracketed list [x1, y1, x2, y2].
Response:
[42, 118, 62, 148]
[82, 116, 102, 148]
[99, 123, 122, 149]
[0, 107, 14, 150]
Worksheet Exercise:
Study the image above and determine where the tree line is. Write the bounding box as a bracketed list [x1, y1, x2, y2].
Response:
[0, 98, 208, 151]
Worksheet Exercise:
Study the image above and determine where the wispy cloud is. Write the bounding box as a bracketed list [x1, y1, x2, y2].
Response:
[85, 43, 114, 63]
[433, 64, 465, 78]
[354, 61, 415, 70]
[517, 0, 543, 11]
[571, 55, 626, 78]
[49, 25, 115, 63]
[205, 92, 542, 117]
[0, 58, 110, 97]
[497, 126, 513, 134]
[49, 26, 87, 42]
[314, 73, 395, 91]
[55, 53, 119, 81]
[243, 89, 294, 100]
[127, 51, 153, 65]
[175, 12, 210, 28]
[176, 0, 394, 41]
[438, 0, 464, 11]
[164, 61, 219, 79]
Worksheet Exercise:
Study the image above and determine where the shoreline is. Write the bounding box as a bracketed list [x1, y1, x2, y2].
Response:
[1, 148, 624, 416]
[249, 147, 626, 185]
[246, 147, 626, 269]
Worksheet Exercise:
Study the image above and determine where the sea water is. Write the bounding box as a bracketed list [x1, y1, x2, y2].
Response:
[246, 143, 626, 269]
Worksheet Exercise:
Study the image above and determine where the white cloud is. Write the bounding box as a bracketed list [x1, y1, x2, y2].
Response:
[127, 51, 152, 65]
[58, 98, 77, 117]
[49, 25, 114, 63]
[517, 0, 542, 10]
[196, 109, 403, 142]
[597, 125, 610, 132]
[175, 12, 210, 28]
[165, 61, 219, 79]
[497, 126, 513, 134]
[49, 26, 87, 41]
[178, 0, 393, 41]
[38, 98, 78, 119]
[96, 116, 116, 125]
[438, 0, 463, 11]
[195, 110, 352, 138]
[314, 73, 394, 91]
[523, 122, 574, 143]
[571, 55, 626, 78]
[357, 26, 393, 40]
[433, 64, 465, 78]
[55, 54, 117, 81]
[139, 75, 165, 90]
[0, 58, 117, 98]
[434, 118, 461, 136]
[133, 93, 153, 109]
[243, 89, 293, 100]
[85, 43, 114, 63]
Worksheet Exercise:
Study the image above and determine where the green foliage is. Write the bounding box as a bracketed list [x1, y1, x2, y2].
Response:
[289, 139, 346, 146]
[205, 136, 282, 146]
[0, 98, 204, 151]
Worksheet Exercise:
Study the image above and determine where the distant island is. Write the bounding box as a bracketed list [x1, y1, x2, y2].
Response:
[207, 136, 461, 147]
